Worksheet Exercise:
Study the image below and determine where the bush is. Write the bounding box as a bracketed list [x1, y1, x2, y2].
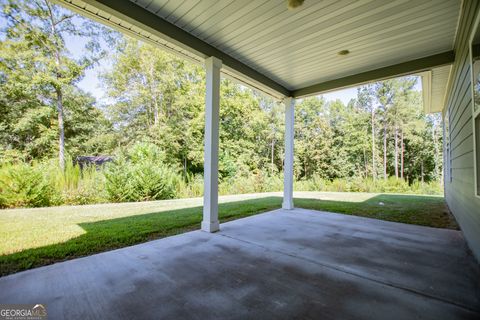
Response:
[103, 159, 133, 202]
[104, 159, 180, 202]
[292, 175, 443, 195]
[410, 180, 443, 195]
[132, 162, 179, 201]
[218, 170, 284, 195]
[0, 163, 57, 208]
[177, 174, 204, 198]
[0, 155, 443, 209]
[41, 160, 107, 205]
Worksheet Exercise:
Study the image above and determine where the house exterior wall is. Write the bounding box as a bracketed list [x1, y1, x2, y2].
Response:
[444, 0, 480, 261]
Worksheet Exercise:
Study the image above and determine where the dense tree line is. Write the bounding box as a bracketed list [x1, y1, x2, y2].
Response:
[0, 0, 443, 206]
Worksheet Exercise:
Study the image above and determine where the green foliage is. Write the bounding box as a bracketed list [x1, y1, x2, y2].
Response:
[177, 174, 204, 198]
[0, 0, 114, 167]
[0, 163, 57, 208]
[104, 161, 180, 202]
[219, 171, 284, 195]
[103, 159, 133, 202]
[104, 143, 180, 202]
[0, 159, 443, 209]
[294, 176, 442, 195]
[0, 1, 445, 209]
[52, 161, 107, 205]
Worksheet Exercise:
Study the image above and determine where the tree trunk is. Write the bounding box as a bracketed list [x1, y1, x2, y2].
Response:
[401, 130, 404, 179]
[383, 121, 387, 180]
[364, 148, 368, 178]
[421, 161, 424, 184]
[47, 3, 65, 171]
[281, 147, 284, 172]
[54, 49, 65, 171]
[56, 88, 65, 171]
[304, 158, 307, 179]
[153, 98, 159, 126]
[147, 62, 160, 126]
[394, 125, 399, 178]
[371, 108, 376, 180]
[271, 137, 275, 175]
[432, 124, 439, 180]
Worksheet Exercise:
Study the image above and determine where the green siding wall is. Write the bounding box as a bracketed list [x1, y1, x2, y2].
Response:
[445, 0, 480, 261]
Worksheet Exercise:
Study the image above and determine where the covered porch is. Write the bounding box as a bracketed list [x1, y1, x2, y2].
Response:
[7, 0, 477, 318]
[56, 0, 460, 235]
[1, 208, 479, 319]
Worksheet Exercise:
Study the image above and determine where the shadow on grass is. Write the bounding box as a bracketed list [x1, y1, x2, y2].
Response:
[0, 197, 283, 276]
[0, 193, 454, 276]
[295, 193, 456, 230]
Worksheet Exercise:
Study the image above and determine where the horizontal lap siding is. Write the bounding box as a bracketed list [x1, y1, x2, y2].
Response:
[445, 0, 480, 261]
[451, 135, 473, 157]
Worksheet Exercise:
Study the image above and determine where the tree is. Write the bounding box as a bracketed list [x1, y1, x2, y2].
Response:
[375, 80, 395, 180]
[295, 97, 335, 179]
[101, 38, 205, 172]
[356, 85, 378, 179]
[1, 0, 108, 169]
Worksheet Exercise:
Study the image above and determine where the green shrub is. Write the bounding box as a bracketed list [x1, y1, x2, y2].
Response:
[0, 163, 57, 208]
[177, 174, 204, 198]
[218, 171, 284, 195]
[61, 187, 105, 205]
[310, 174, 328, 191]
[291, 175, 442, 195]
[104, 160, 133, 202]
[294, 179, 311, 191]
[131, 162, 179, 201]
[329, 179, 349, 192]
[41, 160, 107, 205]
[126, 142, 167, 164]
[410, 180, 443, 195]
[263, 174, 283, 192]
[104, 159, 180, 202]
[0, 155, 443, 209]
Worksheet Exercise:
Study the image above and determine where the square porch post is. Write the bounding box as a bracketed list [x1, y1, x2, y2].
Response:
[202, 56, 222, 232]
[283, 97, 295, 210]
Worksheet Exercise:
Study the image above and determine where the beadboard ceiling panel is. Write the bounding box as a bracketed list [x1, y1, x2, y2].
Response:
[132, 0, 460, 91]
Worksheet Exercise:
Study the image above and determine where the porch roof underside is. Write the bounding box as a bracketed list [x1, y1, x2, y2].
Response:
[58, 0, 462, 112]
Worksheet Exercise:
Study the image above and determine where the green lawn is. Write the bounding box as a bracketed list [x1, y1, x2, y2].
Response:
[0, 192, 456, 276]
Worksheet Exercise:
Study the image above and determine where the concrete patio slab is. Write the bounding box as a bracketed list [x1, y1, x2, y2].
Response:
[0, 208, 479, 319]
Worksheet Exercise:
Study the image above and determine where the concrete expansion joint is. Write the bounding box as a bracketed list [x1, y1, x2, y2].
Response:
[217, 232, 480, 315]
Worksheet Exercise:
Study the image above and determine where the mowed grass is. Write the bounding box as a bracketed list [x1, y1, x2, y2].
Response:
[294, 192, 457, 229]
[0, 192, 455, 276]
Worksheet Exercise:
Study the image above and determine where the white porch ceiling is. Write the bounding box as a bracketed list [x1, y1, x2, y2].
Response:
[431, 65, 453, 113]
[132, 0, 460, 92]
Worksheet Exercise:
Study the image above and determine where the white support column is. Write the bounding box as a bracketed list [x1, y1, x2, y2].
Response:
[202, 56, 222, 232]
[283, 97, 295, 210]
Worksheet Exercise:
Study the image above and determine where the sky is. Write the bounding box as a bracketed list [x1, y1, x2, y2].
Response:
[322, 87, 359, 105]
